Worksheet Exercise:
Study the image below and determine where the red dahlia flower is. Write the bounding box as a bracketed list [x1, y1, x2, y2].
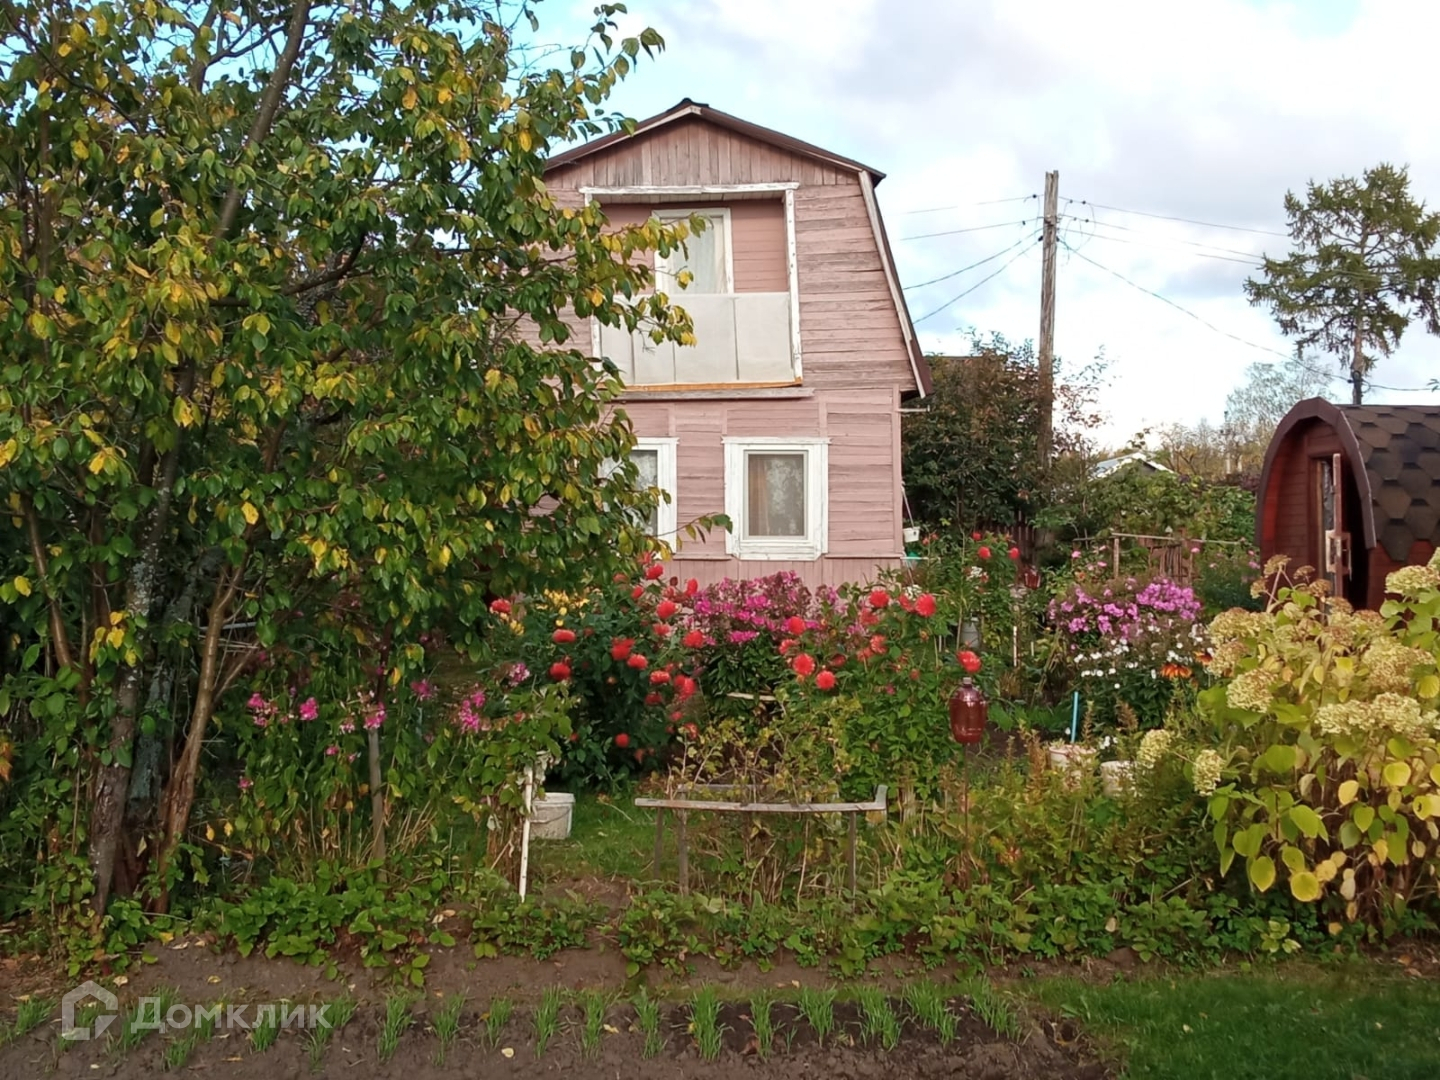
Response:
[644, 562, 665, 580]
[791, 653, 817, 677]
[627, 653, 649, 670]
[650, 670, 671, 685]
[552, 628, 576, 644]
[549, 661, 571, 681]
[489, 598, 512, 615]
[915, 593, 937, 617]
[682, 630, 705, 648]
[786, 615, 806, 635]
[610, 638, 634, 661]
[868, 588, 890, 609]
[656, 599, 678, 619]
[815, 670, 837, 691]
[977, 546, 991, 560]
[614, 733, 630, 749]
[957, 650, 982, 674]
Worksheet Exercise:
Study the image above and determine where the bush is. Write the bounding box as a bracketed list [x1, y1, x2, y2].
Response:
[1182, 557, 1440, 933]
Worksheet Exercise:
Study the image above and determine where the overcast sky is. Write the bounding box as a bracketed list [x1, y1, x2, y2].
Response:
[551, 0, 1439, 443]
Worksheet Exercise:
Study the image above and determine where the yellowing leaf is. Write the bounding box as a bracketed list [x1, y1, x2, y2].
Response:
[517, 129, 532, 152]
[1418, 673, 1440, 699]
[205, 824, 215, 841]
[106, 627, 125, 649]
[402, 86, 418, 110]
[88, 449, 108, 474]
[1315, 857, 1339, 884]
[241, 501, 259, 526]
[309, 538, 328, 559]
[1249, 855, 1276, 892]
[1289, 871, 1321, 902]
[12, 576, 31, 597]
[0, 438, 17, 468]
[1383, 761, 1412, 788]
[1338, 779, 1360, 806]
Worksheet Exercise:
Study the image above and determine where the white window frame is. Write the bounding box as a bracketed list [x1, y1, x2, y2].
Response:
[631, 437, 678, 544]
[722, 436, 829, 560]
[653, 207, 733, 295]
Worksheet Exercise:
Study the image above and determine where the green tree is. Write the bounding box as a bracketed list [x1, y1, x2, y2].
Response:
[903, 334, 1105, 530]
[1245, 164, 1440, 405]
[0, 0, 693, 913]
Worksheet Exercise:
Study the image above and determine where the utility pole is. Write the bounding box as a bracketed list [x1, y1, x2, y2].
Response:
[1037, 170, 1059, 472]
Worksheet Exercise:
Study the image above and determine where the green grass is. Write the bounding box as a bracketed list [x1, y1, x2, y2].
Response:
[249, 1005, 280, 1053]
[633, 990, 664, 1057]
[533, 987, 563, 1057]
[856, 986, 900, 1051]
[903, 981, 956, 1044]
[578, 990, 612, 1059]
[798, 986, 836, 1047]
[432, 993, 465, 1064]
[749, 990, 774, 1058]
[690, 985, 723, 1061]
[304, 997, 356, 1071]
[0, 995, 54, 1047]
[377, 993, 417, 1063]
[960, 975, 1023, 1041]
[483, 995, 512, 1048]
[532, 794, 655, 882]
[1028, 965, 1440, 1080]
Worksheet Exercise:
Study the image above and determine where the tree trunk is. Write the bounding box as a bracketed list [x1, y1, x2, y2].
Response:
[153, 567, 240, 913]
[88, 439, 183, 915]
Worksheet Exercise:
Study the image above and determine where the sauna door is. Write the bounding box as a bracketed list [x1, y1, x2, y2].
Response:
[1316, 452, 1351, 598]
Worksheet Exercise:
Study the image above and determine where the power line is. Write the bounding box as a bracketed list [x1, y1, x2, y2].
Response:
[913, 235, 1040, 325]
[1061, 225, 1263, 267]
[903, 194, 1037, 216]
[1061, 214, 1265, 264]
[1057, 240, 1433, 393]
[900, 219, 1035, 242]
[1068, 198, 1290, 239]
[903, 233, 1038, 291]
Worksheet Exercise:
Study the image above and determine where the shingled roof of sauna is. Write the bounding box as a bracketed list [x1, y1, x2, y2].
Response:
[1265, 399, 1440, 562]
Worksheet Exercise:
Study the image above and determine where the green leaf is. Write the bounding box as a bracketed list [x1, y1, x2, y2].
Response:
[1288, 805, 1324, 839]
[1353, 805, 1376, 832]
[1259, 743, 1297, 774]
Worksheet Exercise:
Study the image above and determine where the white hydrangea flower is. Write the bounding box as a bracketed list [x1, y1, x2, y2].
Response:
[1191, 749, 1225, 796]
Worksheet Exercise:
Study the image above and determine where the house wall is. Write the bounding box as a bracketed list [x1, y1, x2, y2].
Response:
[546, 116, 920, 395]
[617, 387, 904, 589]
[531, 115, 916, 586]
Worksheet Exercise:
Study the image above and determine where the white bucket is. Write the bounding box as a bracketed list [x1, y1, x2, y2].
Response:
[1100, 759, 1135, 797]
[903, 526, 921, 545]
[529, 792, 574, 840]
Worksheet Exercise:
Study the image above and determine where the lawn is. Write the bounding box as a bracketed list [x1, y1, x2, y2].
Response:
[1028, 963, 1440, 1080]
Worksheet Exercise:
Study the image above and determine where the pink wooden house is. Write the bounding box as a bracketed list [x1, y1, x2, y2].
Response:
[546, 100, 931, 588]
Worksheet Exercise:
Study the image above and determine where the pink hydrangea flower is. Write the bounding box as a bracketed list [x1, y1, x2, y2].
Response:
[299, 697, 319, 722]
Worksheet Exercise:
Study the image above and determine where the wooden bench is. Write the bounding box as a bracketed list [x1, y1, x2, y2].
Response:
[633, 784, 888, 895]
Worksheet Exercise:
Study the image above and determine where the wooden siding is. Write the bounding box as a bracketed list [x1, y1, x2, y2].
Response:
[546, 117, 918, 395]
[547, 115, 851, 188]
[615, 388, 902, 587]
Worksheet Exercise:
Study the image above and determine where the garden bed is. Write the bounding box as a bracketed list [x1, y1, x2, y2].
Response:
[1, 990, 1106, 1080]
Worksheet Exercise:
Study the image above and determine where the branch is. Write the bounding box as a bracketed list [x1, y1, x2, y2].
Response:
[22, 495, 75, 669]
[214, 0, 315, 241]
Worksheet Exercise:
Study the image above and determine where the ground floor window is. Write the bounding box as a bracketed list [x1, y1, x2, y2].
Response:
[722, 436, 828, 560]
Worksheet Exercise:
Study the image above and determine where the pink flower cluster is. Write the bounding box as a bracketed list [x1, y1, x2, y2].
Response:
[685, 573, 839, 648]
[456, 687, 489, 734]
[1049, 576, 1200, 643]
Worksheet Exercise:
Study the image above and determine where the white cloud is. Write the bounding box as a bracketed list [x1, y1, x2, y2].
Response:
[553, 0, 1440, 440]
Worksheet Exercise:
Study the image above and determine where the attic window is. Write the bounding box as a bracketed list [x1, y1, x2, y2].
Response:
[655, 209, 732, 294]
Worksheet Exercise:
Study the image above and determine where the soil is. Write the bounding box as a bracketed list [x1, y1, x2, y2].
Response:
[1, 994, 1109, 1080]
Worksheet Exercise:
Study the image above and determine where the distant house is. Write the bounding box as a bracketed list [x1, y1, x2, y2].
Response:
[542, 100, 931, 587]
[1256, 398, 1440, 609]
[1092, 452, 1172, 479]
